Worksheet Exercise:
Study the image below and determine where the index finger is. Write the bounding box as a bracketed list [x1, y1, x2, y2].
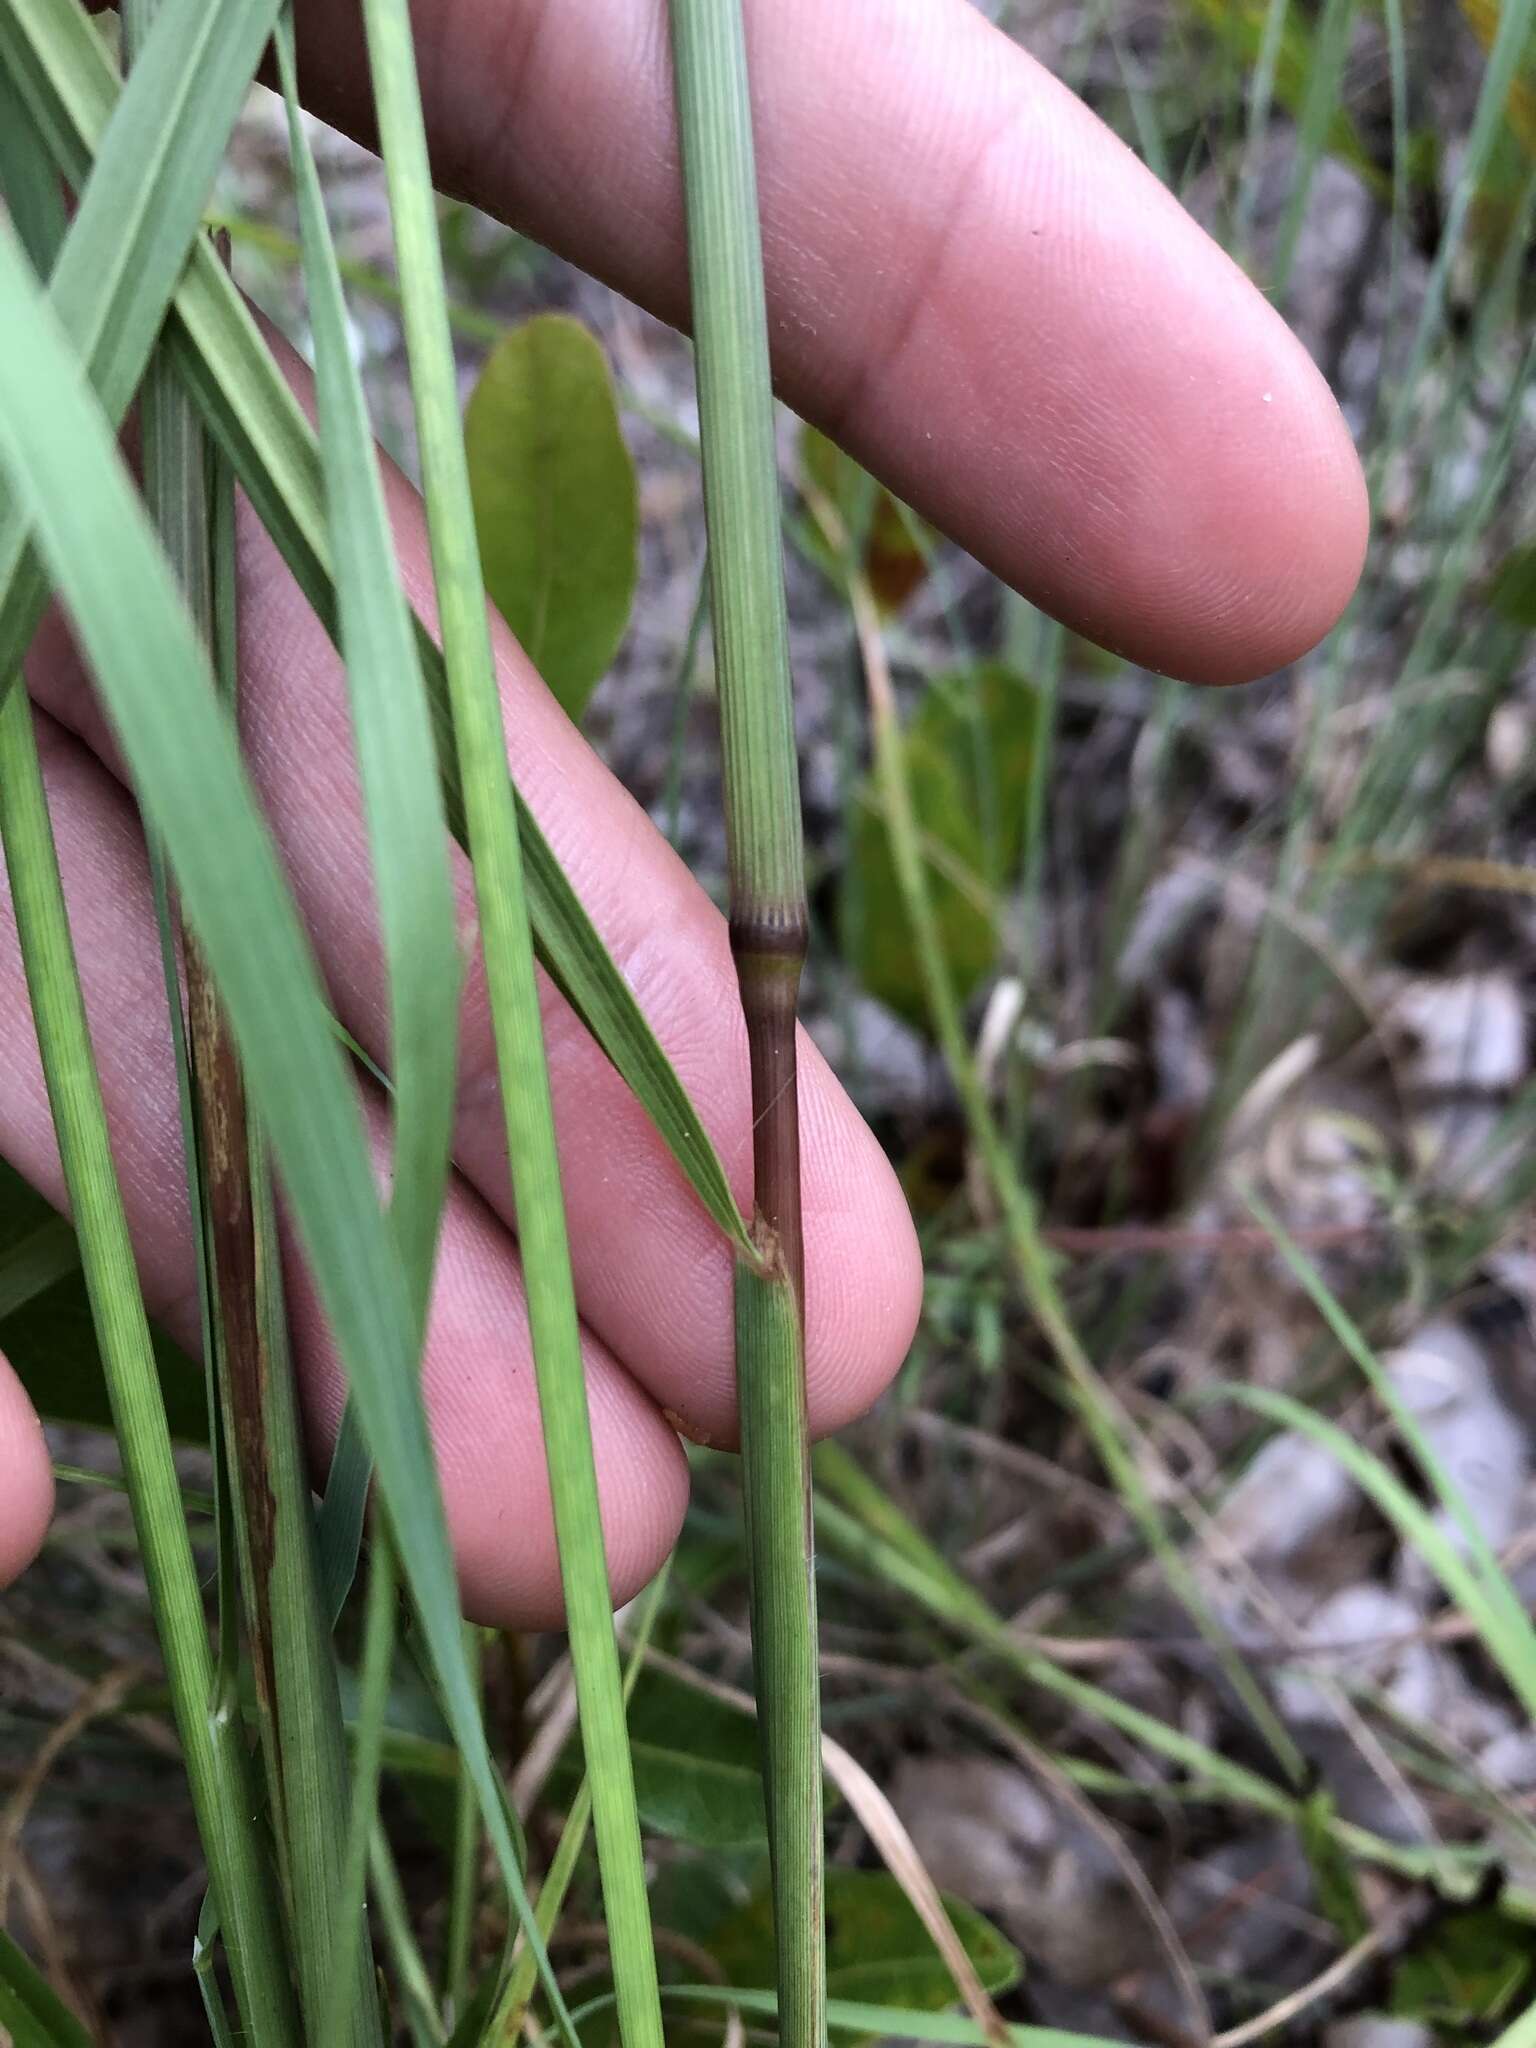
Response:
[292, 0, 1368, 685]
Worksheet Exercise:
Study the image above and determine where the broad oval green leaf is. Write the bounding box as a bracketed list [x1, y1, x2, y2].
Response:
[553, 1669, 770, 1849]
[710, 1869, 1021, 2017]
[1490, 539, 1536, 625]
[465, 314, 638, 722]
[0, 1161, 207, 1442]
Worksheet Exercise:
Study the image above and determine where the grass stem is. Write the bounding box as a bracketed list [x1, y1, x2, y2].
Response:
[666, 3, 824, 2041]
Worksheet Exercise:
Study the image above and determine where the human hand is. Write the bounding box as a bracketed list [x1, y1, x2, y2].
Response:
[0, 0, 1367, 1619]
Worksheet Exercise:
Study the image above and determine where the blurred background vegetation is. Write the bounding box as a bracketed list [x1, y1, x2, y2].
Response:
[8, 2, 1536, 2042]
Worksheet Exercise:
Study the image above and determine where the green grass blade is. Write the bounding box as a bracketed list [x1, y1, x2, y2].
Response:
[371, 1820, 450, 2047]
[109, 0, 253, 1732]
[319, 1404, 376, 1625]
[0, 1216, 78, 1319]
[488, 1561, 673, 2044]
[274, 14, 460, 1328]
[0, 66, 66, 273]
[0, 686, 300, 2045]
[0, 1927, 93, 2048]
[321, 1523, 399, 2048]
[0, 211, 574, 2044]
[811, 1448, 1294, 1820]
[354, 8, 664, 2044]
[245, 1137, 387, 2045]
[445, 1623, 485, 2022]
[1379, 0, 1536, 459]
[133, 293, 249, 1816]
[0, 0, 281, 685]
[1269, 0, 1356, 296]
[0, 0, 750, 1260]
[274, 8, 463, 1622]
[515, 812, 749, 1255]
[1209, 1382, 1536, 1722]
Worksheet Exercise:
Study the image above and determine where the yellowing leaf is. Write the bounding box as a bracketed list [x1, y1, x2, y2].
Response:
[801, 423, 928, 615]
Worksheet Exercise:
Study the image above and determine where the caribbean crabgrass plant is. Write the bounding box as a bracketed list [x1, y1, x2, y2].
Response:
[11, 2, 1536, 2045]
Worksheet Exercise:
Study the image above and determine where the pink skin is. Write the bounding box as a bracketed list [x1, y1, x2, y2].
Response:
[0, 0, 1367, 1616]
[292, 0, 1368, 683]
[0, 1355, 52, 1586]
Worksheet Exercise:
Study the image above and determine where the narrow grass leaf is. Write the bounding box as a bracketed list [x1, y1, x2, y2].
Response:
[0, 66, 67, 272]
[353, 9, 663, 2046]
[372, 1821, 451, 2048]
[122, 185, 250, 1829]
[1244, 1190, 1536, 1669]
[0, 0, 281, 683]
[0, 1213, 78, 1320]
[0, 1928, 92, 2048]
[1206, 1383, 1536, 1722]
[275, 16, 460, 1326]
[444, 1622, 485, 2020]
[1269, 0, 1357, 295]
[275, 13, 462, 1619]
[320, 1523, 400, 2048]
[243, 1136, 386, 2045]
[1381, 0, 1536, 456]
[489, 1564, 672, 2045]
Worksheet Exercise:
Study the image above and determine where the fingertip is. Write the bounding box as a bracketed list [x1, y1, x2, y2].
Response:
[450, 1367, 690, 1633]
[1150, 310, 1370, 687]
[282, 1118, 692, 1636]
[801, 1045, 923, 1438]
[0, 1352, 53, 1586]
